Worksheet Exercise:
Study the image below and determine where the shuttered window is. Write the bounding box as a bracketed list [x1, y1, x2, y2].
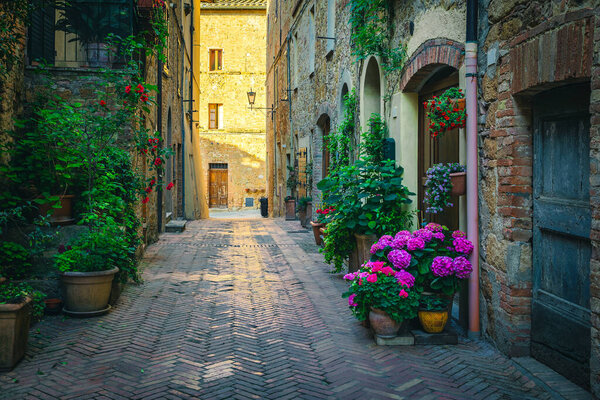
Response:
[209, 103, 222, 129]
[209, 49, 222, 71]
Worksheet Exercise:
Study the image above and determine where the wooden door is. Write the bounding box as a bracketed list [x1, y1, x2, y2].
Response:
[532, 83, 591, 389]
[418, 72, 460, 230]
[209, 169, 228, 208]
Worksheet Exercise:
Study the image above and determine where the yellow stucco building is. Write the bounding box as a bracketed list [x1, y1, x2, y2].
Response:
[197, 0, 267, 210]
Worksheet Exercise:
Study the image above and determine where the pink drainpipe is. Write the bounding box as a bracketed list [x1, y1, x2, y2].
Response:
[465, 42, 480, 338]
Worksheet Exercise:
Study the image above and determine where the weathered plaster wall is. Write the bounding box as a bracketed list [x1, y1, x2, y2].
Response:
[198, 7, 267, 210]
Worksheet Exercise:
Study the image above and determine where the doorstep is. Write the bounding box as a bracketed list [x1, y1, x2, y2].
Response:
[165, 219, 186, 233]
[374, 326, 459, 346]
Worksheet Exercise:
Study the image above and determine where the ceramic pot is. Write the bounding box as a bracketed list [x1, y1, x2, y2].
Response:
[61, 267, 118, 316]
[44, 298, 62, 315]
[354, 233, 377, 268]
[369, 307, 401, 338]
[418, 310, 449, 333]
[0, 297, 31, 370]
[310, 221, 324, 246]
[450, 172, 466, 196]
[38, 194, 76, 226]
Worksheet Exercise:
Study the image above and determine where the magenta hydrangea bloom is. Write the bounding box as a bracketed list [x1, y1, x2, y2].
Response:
[381, 266, 395, 276]
[453, 237, 474, 255]
[432, 232, 445, 241]
[453, 256, 473, 279]
[359, 271, 369, 278]
[425, 222, 443, 232]
[395, 270, 415, 288]
[413, 228, 433, 242]
[370, 242, 384, 254]
[395, 230, 411, 239]
[368, 261, 385, 271]
[398, 289, 408, 298]
[348, 293, 358, 307]
[388, 249, 411, 269]
[391, 235, 409, 249]
[367, 273, 378, 283]
[431, 256, 454, 277]
[452, 230, 466, 239]
[343, 272, 357, 281]
[407, 237, 426, 251]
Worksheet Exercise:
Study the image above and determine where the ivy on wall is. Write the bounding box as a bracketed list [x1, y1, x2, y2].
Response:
[0, 0, 31, 80]
[326, 89, 357, 174]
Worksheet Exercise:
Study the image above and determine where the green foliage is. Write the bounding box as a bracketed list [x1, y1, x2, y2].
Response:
[0, 0, 31, 79]
[424, 87, 466, 138]
[321, 217, 354, 273]
[419, 294, 449, 311]
[286, 165, 298, 192]
[348, 0, 406, 72]
[0, 282, 45, 321]
[297, 196, 312, 212]
[326, 89, 357, 173]
[305, 161, 313, 195]
[360, 113, 387, 165]
[0, 241, 32, 279]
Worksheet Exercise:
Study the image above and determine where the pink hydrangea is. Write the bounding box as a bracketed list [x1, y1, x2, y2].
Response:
[343, 272, 357, 281]
[407, 237, 426, 251]
[431, 256, 454, 277]
[398, 289, 408, 298]
[395, 270, 415, 288]
[370, 262, 383, 273]
[381, 266, 395, 276]
[453, 237, 474, 255]
[359, 271, 369, 278]
[452, 230, 466, 238]
[388, 249, 411, 269]
[395, 230, 411, 239]
[432, 232, 445, 241]
[391, 235, 409, 249]
[425, 222, 443, 232]
[370, 242, 384, 254]
[453, 256, 473, 279]
[413, 228, 433, 242]
[348, 293, 358, 307]
[367, 274, 378, 283]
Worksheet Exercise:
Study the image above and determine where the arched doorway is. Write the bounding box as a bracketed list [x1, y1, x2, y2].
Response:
[361, 57, 383, 133]
[418, 66, 461, 230]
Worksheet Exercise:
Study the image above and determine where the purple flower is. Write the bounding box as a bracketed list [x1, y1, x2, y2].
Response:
[370, 242, 384, 254]
[391, 235, 409, 249]
[388, 249, 411, 270]
[343, 272, 357, 281]
[395, 230, 411, 239]
[453, 256, 472, 279]
[452, 230, 466, 238]
[395, 270, 415, 288]
[407, 237, 426, 251]
[433, 232, 445, 241]
[348, 293, 358, 307]
[453, 237, 474, 255]
[431, 256, 454, 277]
[424, 223, 443, 232]
[359, 271, 369, 278]
[413, 228, 433, 242]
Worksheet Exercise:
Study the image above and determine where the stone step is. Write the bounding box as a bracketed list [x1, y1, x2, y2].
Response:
[165, 219, 186, 233]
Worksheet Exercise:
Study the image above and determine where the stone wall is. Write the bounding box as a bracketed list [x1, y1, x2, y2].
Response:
[198, 7, 267, 211]
[477, 0, 600, 394]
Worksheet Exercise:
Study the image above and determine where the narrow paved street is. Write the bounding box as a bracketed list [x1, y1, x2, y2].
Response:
[0, 219, 586, 399]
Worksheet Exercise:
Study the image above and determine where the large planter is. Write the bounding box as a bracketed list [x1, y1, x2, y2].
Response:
[310, 221, 325, 246]
[369, 307, 402, 338]
[285, 199, 296, 220]
[306, 202, 312, 226]
[355, 233, 377, 268]
[450, 172, 466, 196]
[0, 297, 32, 371]
[348, 246, 360, 273]
[61, 267, 119, 316]
[298, 208, 307, 227]
[38, 194, 76, 226]
[418, 309, 449, 333]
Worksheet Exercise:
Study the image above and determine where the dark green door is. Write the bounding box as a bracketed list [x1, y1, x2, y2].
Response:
[532, 83, 591, 389]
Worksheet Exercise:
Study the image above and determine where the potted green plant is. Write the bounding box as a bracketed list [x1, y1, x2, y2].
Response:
[418, 295, 450, 333]
[297, 196, 312, 227]
[55, 0, 130, 67]
[423, 87, 466, 139]
[311, 206, 334, 246]
[423, 163, 466, 214]
[54, 218, 133, 316]
[343, 261, 419, 338]
[0, 282, 45, 370]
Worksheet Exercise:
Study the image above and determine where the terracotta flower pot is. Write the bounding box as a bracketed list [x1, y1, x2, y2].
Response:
[61, 267, 119, 317]
[369, 307, 401, 338]
[310, 221, 324, 246]
[44, 298, 62, 315]
[285, 199, 296, 220]
[450, 172, 466, 196]
[0, 297, 32, 371]
[38, 194, 76, 226]
[418, 310, 449, 333]
[354, 233, 377, 268]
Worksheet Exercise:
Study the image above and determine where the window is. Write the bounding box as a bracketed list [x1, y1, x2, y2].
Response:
[209, 49, 223, 71]
[293, 33, 298, 88]
[308, 7, 315, 75]
[326, 0, 335, 54]
[209, 163, 228, 169]
[209, 103, 223, 129]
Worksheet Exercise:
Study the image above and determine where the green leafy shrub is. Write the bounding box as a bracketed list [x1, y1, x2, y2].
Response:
[0, 242, 32, 279]
[0, 282, 45, 321]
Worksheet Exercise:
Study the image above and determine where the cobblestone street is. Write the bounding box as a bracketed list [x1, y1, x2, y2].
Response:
[0, 219, 591, 399]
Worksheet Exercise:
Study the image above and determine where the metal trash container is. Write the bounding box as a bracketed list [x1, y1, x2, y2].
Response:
[259, 197, 268, 218]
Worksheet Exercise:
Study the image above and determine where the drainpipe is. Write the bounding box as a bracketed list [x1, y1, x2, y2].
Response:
[181, 26, 186, 220]
[466, 0, 480, 339]
[286, 34, 294, 198]
[157, 57, 163, 232]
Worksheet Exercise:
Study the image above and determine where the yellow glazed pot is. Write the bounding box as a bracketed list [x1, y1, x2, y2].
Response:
[418, 310, 449, 333]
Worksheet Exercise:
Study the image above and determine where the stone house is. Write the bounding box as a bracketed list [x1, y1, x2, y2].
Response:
[266, 0, 600, 394]
[197, 0, 267, 210]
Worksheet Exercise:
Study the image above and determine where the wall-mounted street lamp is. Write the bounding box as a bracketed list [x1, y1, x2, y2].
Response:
[247, 88, 275, 113]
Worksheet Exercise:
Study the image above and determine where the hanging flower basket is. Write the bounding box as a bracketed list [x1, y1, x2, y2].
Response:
[424, 87, 467, 139]
[424, 163, 466, 214]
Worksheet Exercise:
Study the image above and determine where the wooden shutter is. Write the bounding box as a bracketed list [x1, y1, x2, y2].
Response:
[28, 3, 55, 64]
[209, 104, 218, 129]
[216, 50, 222, 70]
[209, 50, 215, 71]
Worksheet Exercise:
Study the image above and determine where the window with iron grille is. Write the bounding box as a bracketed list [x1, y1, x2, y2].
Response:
[209, 163, 228, 170]
[28, 0, 135, 68]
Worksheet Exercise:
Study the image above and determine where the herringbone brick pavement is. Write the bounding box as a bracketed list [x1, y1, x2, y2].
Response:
[0, 219, 590, 399]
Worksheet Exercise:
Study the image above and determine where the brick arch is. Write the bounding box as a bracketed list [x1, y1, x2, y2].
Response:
[400, 39, 464, 92]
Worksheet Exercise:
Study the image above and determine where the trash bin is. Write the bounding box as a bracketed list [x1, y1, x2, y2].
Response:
[259, 197, 268, 218]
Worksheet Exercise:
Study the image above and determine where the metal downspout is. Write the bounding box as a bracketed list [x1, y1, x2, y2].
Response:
[181, 23, 186, 219]
[157, 57, 163, 232]
[466, 0, 480, 339]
